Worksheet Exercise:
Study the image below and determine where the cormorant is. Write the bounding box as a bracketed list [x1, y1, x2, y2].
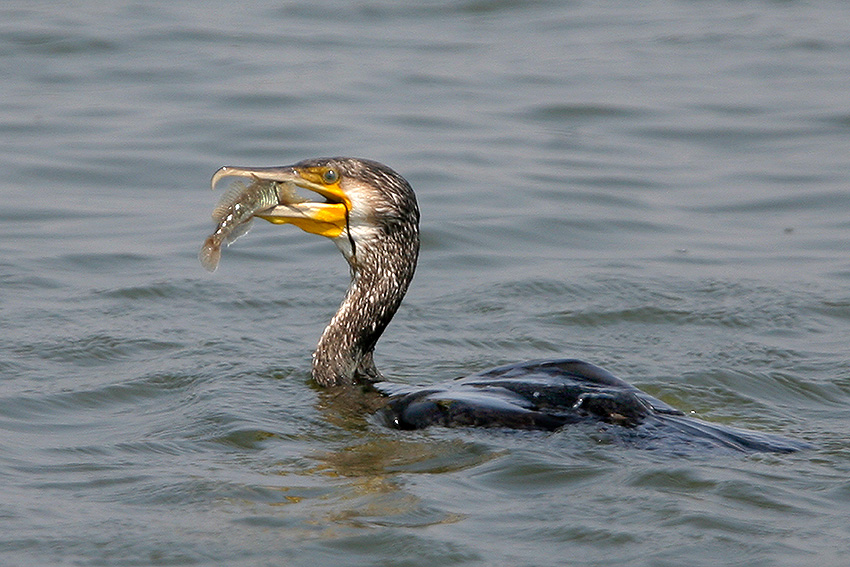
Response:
[204, 157, 808, 453]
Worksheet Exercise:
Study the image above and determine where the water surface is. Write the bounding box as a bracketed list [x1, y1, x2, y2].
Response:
[2, 1, 850, 566]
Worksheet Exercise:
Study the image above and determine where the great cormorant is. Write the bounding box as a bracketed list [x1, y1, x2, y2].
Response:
[203, 157, 808, 453]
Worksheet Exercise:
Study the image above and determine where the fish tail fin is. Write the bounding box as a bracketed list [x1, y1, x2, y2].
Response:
[199, 235, 222, 272]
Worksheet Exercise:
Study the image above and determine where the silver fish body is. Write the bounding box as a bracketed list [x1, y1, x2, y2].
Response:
[199, 179, 281, 272]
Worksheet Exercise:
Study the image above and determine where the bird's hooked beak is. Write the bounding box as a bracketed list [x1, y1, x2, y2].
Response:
[210, 164, 351, 239]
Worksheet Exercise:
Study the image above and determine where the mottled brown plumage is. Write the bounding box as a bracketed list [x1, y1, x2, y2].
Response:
[303, 158, 420, 386]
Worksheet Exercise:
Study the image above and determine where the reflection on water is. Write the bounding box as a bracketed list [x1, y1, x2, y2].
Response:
[233, 388, 503, 533]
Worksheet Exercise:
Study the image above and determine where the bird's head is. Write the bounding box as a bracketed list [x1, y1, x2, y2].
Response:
[210, 157, 419, 266]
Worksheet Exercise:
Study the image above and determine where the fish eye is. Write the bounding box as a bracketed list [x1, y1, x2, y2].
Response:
[322, 168, 339, 184]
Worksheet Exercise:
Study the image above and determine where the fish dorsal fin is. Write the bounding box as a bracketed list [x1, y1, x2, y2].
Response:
[211, 181, 250, 222]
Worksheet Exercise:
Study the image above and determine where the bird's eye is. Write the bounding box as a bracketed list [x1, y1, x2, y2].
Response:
[322, 168, 339, 184]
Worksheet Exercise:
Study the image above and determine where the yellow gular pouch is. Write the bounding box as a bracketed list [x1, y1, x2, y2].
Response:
[257, 202, 348, 239]
[256, 165, 352, 239]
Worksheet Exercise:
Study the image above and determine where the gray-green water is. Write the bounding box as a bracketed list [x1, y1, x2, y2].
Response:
[3, 1, 850, 565]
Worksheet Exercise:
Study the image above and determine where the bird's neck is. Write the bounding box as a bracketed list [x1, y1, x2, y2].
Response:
[312, 232, 418, 386]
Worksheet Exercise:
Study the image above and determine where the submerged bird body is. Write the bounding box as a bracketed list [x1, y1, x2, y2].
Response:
[202, 157, 808, 453]
[376, 359, 806, 453]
